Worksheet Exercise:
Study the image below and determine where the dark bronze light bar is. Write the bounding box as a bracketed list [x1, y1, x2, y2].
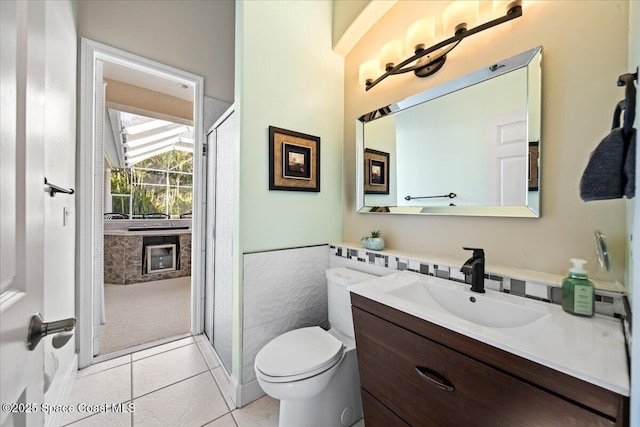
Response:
[361, 1, 523, 91]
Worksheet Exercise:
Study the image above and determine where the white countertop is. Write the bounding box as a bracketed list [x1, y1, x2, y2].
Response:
[103, 219, 192, 236]
[349, 271, 629, 396]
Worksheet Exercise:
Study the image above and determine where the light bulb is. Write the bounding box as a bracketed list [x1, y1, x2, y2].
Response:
[359, 60, 381, 87]
[443, 1, 479, 36]
[406, 17, 436, 54]
[493, 0, 522, 17]
[379, 40, 403, 72]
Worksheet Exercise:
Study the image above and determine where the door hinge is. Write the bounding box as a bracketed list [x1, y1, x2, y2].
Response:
[203, 144, 207, 156]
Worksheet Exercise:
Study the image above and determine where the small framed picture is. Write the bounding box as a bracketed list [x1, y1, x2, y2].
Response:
[283, 143, 311, 180]
[369, 159, 385, 185]
[364, 148, 389, 194]
[269, 126, 320, 192]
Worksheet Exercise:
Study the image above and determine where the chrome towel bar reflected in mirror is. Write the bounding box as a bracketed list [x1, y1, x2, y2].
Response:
[405, 193, 457, 201]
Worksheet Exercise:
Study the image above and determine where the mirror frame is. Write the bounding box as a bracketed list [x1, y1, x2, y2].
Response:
[356, 46, 542, 218]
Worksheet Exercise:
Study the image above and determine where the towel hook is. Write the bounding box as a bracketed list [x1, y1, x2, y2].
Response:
[617, 67, 638, 86]
[615, 67, 637, 140]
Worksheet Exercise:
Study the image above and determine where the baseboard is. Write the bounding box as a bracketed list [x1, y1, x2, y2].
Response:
[204, 341, 253, 409]
[203, 333, 266, 408]
[233, 377, 266, 408]
[45, 353, 78, 427]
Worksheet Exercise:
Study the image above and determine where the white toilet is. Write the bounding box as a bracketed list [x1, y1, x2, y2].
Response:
[254, 267, 376, 427]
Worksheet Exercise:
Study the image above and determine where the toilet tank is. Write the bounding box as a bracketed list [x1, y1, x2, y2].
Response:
[326, 268, 377, 338]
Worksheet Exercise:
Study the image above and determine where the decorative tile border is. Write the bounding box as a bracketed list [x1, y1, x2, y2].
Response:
[330, 245, 625, 318]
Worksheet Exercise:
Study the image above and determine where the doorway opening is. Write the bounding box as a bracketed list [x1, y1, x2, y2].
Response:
[79, 39, 205, 366]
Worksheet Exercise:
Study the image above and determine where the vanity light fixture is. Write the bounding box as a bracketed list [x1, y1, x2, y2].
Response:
[359, 0, 523, 91]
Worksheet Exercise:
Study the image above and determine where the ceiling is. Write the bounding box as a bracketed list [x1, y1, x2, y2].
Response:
[102, 60, 194, 102]
[101, 60, 195, 168]
[108, 110, 194, 168]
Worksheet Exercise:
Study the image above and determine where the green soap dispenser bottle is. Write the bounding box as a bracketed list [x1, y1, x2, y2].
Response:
[562, 258, 595, 317]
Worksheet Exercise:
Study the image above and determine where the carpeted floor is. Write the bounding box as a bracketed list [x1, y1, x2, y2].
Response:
[99, 276, 191, 355]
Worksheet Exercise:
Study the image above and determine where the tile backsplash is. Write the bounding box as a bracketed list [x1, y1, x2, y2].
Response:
[331, 244, 627, 318]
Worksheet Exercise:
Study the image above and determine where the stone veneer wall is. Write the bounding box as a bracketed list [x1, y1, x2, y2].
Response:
[104, 233, 192, 285]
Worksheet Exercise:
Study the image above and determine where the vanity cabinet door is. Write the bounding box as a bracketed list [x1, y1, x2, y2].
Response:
[361, 389, 410, 427]
[353, 307, 615, 427]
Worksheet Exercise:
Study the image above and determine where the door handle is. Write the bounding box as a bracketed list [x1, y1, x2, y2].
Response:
[415, 366, 456, 392]
[28, 313, 76, 351]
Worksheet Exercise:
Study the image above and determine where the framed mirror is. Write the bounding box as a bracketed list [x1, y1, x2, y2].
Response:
[356, 46, 542, 217]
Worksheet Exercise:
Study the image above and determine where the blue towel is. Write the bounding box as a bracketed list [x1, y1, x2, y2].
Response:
[624, 129, 635, 198]
[580, 128, 629, 201]
[580, 75, 636, 201]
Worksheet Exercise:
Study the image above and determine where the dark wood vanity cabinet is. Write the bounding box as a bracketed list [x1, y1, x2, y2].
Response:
[351, 294, 629, 427]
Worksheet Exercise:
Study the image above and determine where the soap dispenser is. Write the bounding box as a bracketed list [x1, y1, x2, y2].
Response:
[561, 258, 595, 317]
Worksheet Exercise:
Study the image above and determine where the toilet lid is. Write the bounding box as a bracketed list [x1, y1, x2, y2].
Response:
[255, 326, 344, 379]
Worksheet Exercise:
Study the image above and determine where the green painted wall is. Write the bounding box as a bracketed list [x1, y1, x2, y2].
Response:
[237, 0, 344, 254]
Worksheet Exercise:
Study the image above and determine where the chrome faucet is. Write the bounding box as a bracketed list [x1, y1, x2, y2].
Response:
[461, 247, 485, 293]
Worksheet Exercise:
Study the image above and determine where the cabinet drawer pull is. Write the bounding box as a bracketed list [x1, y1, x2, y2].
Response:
[415, 366, 455, 392]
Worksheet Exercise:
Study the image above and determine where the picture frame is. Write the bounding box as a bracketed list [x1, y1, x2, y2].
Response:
[364, 148, 389, 194]
[269, 126, 320, 192]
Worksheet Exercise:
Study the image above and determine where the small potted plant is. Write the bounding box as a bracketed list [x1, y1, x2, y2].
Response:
[361, 230, 385, 251]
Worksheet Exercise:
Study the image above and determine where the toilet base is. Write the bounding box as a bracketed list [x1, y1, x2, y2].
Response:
[278, 350, 363, 427]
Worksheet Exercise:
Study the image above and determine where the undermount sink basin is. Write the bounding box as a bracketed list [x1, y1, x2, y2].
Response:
[387, 279, 549, 329]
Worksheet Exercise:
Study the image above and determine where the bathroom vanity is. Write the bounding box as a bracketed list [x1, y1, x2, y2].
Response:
[349, 272, 629, 427]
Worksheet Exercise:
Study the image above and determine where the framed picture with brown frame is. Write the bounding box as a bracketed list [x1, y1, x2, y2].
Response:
[269, 126, 320, 192]
[364, 148, 389, 195]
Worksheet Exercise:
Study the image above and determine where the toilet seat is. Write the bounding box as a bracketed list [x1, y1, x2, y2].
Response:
[255, 326, 344, 383]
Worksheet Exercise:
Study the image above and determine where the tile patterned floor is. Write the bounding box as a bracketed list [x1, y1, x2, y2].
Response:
[62, 336, 280, 427]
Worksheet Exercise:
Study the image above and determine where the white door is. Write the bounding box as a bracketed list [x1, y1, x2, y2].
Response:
[485, 112, 528, 206]
[204, 129, 216, 341]
[92, 60, 105, 357]
[203, 109, 234, 373]
[1, 1, 46, 425]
